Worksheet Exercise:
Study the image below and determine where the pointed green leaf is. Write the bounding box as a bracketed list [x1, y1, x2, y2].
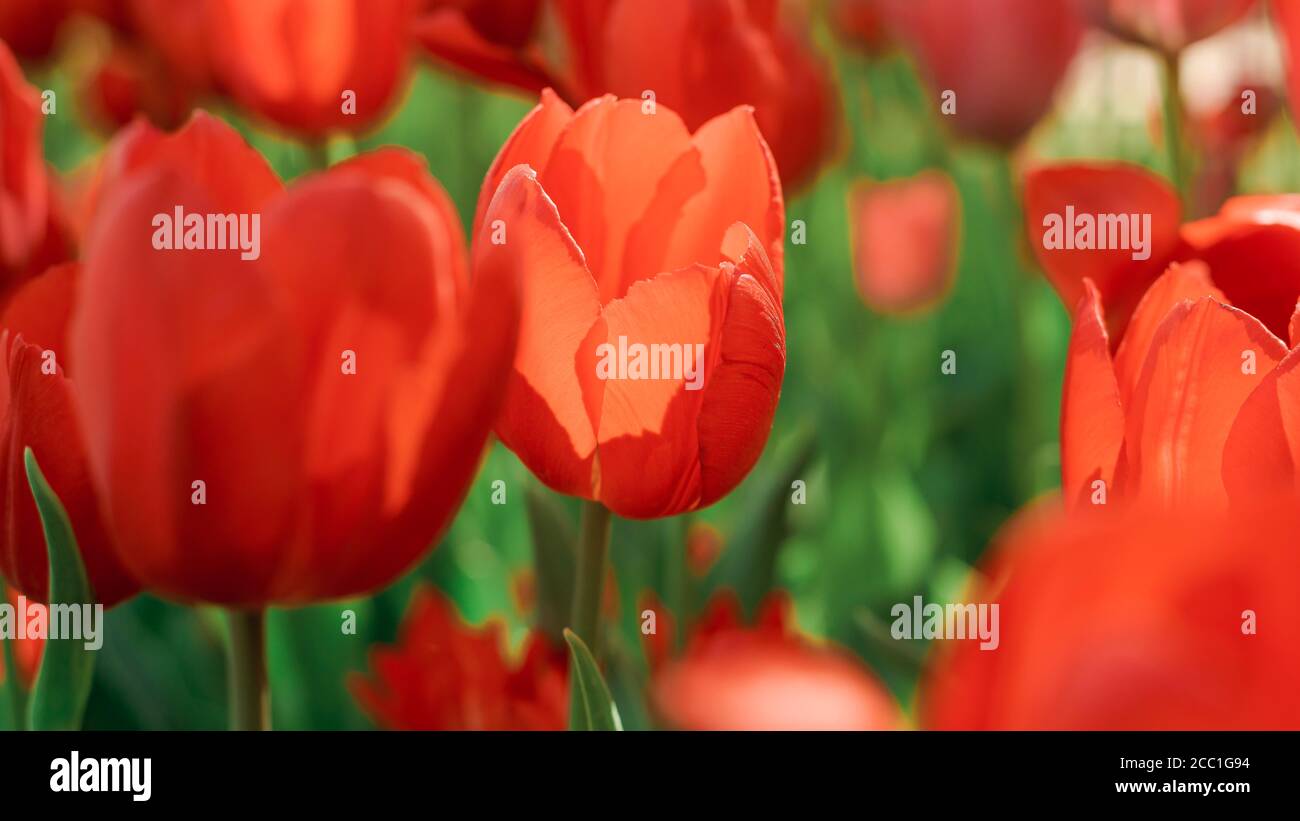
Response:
[563, 629, 622, 731]
[24, 448, 97, 731]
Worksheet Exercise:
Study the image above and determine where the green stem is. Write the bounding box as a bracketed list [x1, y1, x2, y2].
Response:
[1161, 51, 1189, 208]
[570, 501, 613, 654]
[226, 609, 270, 731]
[0, 579, 27, 730]
[306, 140, 330, 172]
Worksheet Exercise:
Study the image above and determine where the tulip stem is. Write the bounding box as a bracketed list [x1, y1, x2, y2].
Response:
[1161, 51, 1189, 208]
[226, 608, 270, 731]
[570, 501, 613, 656]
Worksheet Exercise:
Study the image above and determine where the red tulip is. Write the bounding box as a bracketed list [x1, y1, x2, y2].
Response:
[417, 0, 838, 192]
[878, 0, 1085, 146]
[1026, 162, 1300, 508]
[473, 92, 785, 518]
[207, 0, 417, 138]
[848, 169, 961, 314]
[0, 263, 137, 607]
[413, 0, 554, 94]
[350, 585, 567, 730]
[830, 0, 892, 55]
[647, 592, 902, 730]
[1078, 0, 1257, 54]
[1269, 0, 1300, 126]
[0, 41, 52, 297]
[70, 111, 519, 605]
[0, 588, 44, 690]
[920, 498, 1300, 729]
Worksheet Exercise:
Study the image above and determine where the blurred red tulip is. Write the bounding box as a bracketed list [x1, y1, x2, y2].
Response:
[647, 591, 902, 730]
[0, 263, 137, 607]
[70, 111, 519, 605]
[207, 0, 417, 138]
[1078, 0, 1257, 54]
[920, 498, 1300, 729]
[878, 0, 1085, 146]
[848, 169, 961, 314]
[413, 0, 554, 93]
[417, 0, 838, 191]
[1269, 0, 1300, 124]
[0, 588, 44, 690]
[350, 585, 567, 730]
[0, 41, 52, 296]
[1026, 162, 1300, 508]
[0, 0, 67, 61]
[473, 92, 785, 519]
[830, 0, 892, 55]
[84, 41, 196, 132]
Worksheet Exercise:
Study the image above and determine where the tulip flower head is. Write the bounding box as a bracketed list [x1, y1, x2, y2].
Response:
[1078, 0, 1258, 54]
[645, 591, 902, 731]
[1026, 162, 1300, 509]
[70, 111, 519, 606]
[921, 498, 1300, 729]
[351, 585, 567, 730]
[0, 263, 137, 607]
[473, 91, 786, 519]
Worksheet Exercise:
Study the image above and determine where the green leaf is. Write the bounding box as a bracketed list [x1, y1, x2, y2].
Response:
[24, 448, 97, 731]
[705, 424, 817, 616]
[524, 483, 576, 643]
[0, 581, 28, 730]
[563, 629, 622, 731]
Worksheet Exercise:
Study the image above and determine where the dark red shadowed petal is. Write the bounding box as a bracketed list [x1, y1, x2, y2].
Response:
[1023, 163, 1183, 336]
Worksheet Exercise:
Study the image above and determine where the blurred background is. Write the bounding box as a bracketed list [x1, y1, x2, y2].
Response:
[4, 0, 1295, 729]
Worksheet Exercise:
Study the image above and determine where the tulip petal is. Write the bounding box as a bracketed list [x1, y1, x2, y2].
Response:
[414, 9, 556, 99]
[0, 262, 78, 368]
[624, 105, 785, 295]
[540, 96, 696, 303]
[595, 265, 720, 516]
[1023, 163, 1182, 333]
[1113, 260, 1224, 401]
[1222, 347, 1300, 503]
[477, 165, 602, 498]
[74, 170, 303, 604]
[1180, 219, 1300, 341]
[1060, 279, 1125, 508]
[474, 88, 574, 236]
[1123, 296, 1286, 505]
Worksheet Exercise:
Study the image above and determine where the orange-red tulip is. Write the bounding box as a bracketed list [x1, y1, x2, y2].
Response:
[413, 0, 554, 94]
[473, 92, 785, 519]
[920, 499, 1300, 729]
[830, 0, 892, 55]
[647, 592, 902, 730]
[848, 170, 961, 314]
[350, 585, 567, 730]
[1078, 0, 1257, 54]
[207, 0, 417, 138]
[70, 111, 519, 605]
[1026, 162, 1300, 509]
[0, 263, 137, 607]
[878, 0, 1085, 146]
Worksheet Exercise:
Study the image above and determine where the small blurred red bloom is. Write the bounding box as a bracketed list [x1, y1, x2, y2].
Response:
[920, 499, 1300, 729]
[878, 0, 1086, 146]
[849, 169, 961, 315]
[0, 588, 44, 690]
[351, 585, 568, 730]
[646, 591, 902, 730]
